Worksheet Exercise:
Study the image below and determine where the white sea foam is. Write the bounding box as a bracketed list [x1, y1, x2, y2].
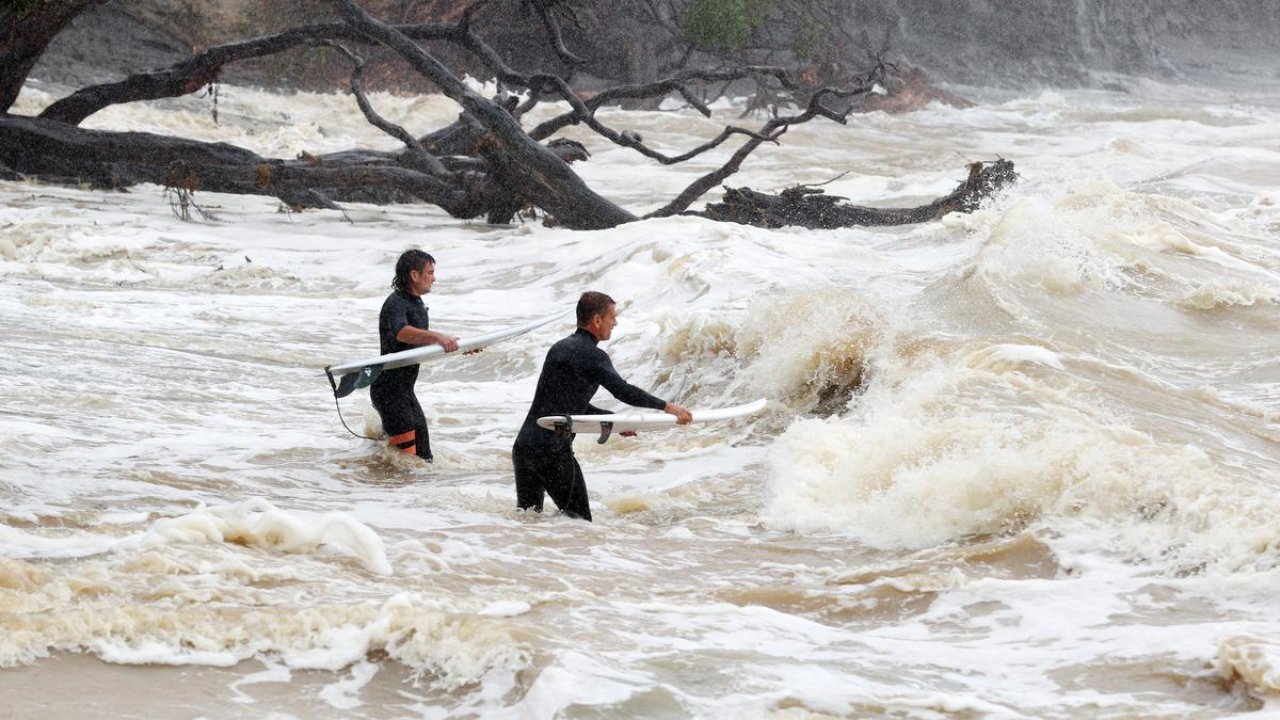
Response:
[0, 500, 391, 575]
[1218, 635, 1280, 696]
[2, 75, 1279, 717]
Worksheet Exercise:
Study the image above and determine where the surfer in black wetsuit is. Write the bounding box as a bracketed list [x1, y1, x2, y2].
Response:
[513, 291, 692, 521]
[371, 249, 460, 462]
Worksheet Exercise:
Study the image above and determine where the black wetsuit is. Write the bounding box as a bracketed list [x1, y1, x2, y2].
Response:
[513, 328, 667, 520]
[371, 290, 433, 461]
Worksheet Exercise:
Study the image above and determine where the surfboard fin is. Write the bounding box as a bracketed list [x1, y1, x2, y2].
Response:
[596, 421, 614, 444]
[328, 364, 383, 398]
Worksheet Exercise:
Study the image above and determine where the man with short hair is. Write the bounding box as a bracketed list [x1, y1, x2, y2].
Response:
[512, 291, 692, 520]
[371, 249, 460, 462]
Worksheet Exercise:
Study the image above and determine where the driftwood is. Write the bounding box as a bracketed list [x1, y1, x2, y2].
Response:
[703, 160, 1019, 228]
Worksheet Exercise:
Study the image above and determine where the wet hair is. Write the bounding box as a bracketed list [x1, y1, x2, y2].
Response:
[576, 291, 615, 327]
[392, 249, 435, 292]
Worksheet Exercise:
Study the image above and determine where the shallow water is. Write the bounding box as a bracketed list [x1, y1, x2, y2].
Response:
[1, 75, 1278, 718]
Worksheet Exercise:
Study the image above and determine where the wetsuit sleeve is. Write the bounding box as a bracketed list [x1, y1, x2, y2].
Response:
[383, 297, 411, 338]
[592, 351, 666, 410]
[586, 403, 610, 415]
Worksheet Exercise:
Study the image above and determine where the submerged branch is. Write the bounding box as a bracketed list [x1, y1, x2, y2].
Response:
[701, 160, 1019, 228]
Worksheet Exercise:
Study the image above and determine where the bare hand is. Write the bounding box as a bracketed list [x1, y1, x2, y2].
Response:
[437, 333, 460, 352]
[664, 402, 693, 425]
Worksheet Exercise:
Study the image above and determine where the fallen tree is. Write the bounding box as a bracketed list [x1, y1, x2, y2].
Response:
[0, 0, 1016, 230]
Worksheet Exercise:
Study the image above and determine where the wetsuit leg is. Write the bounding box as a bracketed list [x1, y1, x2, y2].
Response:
[372, 382, 428, 460]
[512, 446, 546, 513]
[552, 457, 591, 522]
[514, 444, 591, 521]
[409, 394, 432, 462]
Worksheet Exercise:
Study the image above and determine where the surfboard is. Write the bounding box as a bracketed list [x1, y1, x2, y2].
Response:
[325, 310, 568, 398]
[536, 398, 767, 444]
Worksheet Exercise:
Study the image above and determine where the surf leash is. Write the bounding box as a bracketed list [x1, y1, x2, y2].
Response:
[326, 366, 378, 441]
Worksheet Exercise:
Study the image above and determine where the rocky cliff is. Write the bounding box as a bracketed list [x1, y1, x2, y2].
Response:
[862, 0, 1280, 85]
[27, 0, 1280, 91]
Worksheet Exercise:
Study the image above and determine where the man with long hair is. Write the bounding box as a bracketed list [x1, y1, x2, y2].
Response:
[512, 291, 692, 520]
[371, 249, 460, 462]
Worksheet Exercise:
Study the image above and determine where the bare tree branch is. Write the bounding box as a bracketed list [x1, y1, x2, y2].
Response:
[335, 0, 635, 230]
[526, 66, 795, 140]
[520, 0, 585, 65]
[37, 21, 473, 125]
[324, 40, 451, 178]
[647, 86, 871, 219]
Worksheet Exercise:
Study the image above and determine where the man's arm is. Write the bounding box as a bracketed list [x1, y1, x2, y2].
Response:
[396, 326, 460, 352]
[594, 353, 692, 424]
[594, 359, 664, 410]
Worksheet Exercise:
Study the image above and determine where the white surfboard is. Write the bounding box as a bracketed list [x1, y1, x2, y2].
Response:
[536, 398, 767, 444]
[326, 310, 568, 398]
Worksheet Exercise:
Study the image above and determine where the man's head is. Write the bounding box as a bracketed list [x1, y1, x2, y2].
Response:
[577, 291, 617, 341]
[392, 249, 436, 296]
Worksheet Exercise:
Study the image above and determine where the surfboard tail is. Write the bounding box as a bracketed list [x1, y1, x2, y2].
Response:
[327, 364, 383, 398]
